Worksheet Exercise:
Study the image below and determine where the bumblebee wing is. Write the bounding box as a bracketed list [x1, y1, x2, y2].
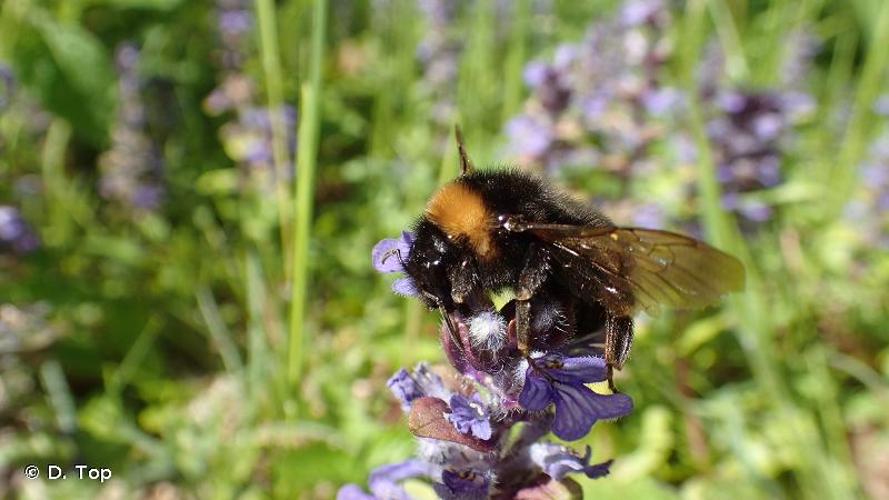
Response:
[526, 224, 746, 314]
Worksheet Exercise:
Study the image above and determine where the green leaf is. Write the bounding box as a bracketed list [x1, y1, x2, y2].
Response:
[7, 8, 115, 145]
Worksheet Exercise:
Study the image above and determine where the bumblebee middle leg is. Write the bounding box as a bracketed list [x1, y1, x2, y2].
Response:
[515, 243, 550, 354]
[604, 314, 634, 392]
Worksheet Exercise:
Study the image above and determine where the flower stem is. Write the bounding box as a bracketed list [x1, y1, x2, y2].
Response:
[289, 0, 326, 388]
[255, 0, 293, 279]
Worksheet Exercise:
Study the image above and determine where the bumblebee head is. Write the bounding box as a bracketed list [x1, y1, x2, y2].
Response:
[404, 219, 458, 311]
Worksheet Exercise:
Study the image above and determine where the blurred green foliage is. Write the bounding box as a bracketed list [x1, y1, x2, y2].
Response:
[0, 0, 888, 498]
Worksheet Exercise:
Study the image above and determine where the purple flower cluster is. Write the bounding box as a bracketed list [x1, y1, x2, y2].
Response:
[0, 205, 40, 255]
[215, 0, 253, 72]
[702, 89, 813, 226]
[416, 0, 461, 125]
[98, 44, 165, 212]
[204, 0, 297, 188]
[506, 0, 677, 176]
[504, 1, 816, 230]
[342, 233, 633, 498]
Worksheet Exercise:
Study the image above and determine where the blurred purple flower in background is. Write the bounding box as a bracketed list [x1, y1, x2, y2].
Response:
[703, 89, 813, 227]
[215, 0, 254, 72]
[416, 0, 462, 125]
[847, 107, 889, 248]
[0, 205, 40, 254]
[503, 2, 817, 232]
[506, 0, 676, 176]
[98, 44, 165, 213]
[205, 0, 297, 189]
[0, 63, 14, 113]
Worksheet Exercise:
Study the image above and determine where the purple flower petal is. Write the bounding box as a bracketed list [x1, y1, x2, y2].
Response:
[372, 232, 418, 296]
[550, 383, 601, 441]
[434, 470, 490, 500]
[518, 370, 555, 411]
[367, 460, 431, 500]
[336, 485, 376, 500]
[446, 394, 492, 440]
[552, 385, 633, 441]
[388, 364, 451, 413]
[372, 238, 408, 273]
[387, 369, 424, 411]
[530, 443, 614, 480]
[391, 277, 418, 297]
[337, 460, 432, 500]
[545, 355, 609, 384]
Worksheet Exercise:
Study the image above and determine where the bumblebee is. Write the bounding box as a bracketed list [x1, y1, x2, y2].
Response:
[399, 129, 744, 386]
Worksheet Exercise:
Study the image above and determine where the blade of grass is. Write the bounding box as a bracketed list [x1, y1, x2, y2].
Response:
[255, 0, 294, 278]
[246, 249, 269, 400]
[708, 0, 748, 82]
[108, 317, 162, 394]
[830, 0, 889, 212]
[39, 359, 77, 434]
[289, 0, 327, 387]
[502, 0, 530, 123]
[197, 286, 244, 373]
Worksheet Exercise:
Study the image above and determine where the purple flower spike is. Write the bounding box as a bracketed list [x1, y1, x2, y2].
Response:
[433, 470, 490, 500]
[530, 443, 613, 480]
[446, 394, 492, 440]
[518, 354, 634, 441]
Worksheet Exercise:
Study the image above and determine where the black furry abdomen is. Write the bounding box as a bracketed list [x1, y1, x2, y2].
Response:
[458, 169, 612, 292]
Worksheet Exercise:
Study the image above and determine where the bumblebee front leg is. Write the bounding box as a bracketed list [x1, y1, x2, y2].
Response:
[604, 315, 634, 392]
[515, 244, 550, 354]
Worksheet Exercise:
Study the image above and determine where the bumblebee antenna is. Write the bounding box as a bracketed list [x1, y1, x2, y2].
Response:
[455, 125, 475, 175]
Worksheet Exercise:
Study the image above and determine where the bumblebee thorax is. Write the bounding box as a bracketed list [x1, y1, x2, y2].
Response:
[425, 181, 496, 260]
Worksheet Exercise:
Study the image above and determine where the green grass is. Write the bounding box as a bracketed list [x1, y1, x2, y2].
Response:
[0, 0, 887, 498]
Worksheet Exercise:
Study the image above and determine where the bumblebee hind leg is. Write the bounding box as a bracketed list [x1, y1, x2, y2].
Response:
[604, 315, 634, 392]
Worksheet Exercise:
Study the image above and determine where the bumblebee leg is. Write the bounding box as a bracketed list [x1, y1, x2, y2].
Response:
[515, 299, 531, 354]
[604, 315, 634, 392]
[448, 258, 480, 306]
[516, 244, 551, 354]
